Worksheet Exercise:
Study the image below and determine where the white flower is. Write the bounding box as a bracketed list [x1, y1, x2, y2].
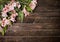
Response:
[1, 12, 8, 17]
[0, 27, 3, 32]
[22, 7, 29, 17]
[29, 0, 37, 10]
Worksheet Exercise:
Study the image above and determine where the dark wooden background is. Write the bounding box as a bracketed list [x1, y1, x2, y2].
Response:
[0, 0, 60, 42]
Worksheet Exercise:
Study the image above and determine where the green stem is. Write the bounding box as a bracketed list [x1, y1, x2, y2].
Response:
[1, 30, 4, 36]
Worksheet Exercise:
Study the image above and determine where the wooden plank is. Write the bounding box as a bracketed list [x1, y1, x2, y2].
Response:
[32, 12, 60, 17]
[0, 23, 58, 36]
[23, 14, 60, 23]
[0, 36, 60, 42]
[34, 0, 60, 13]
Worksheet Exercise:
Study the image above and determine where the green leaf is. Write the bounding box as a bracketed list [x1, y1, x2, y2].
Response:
[0, 27, 4, 36]
[15, 7, 19, 12]
[18, 0, 32, 5]
[1, 26, 7, 35]
[18, 11, 24, 23]
[1, 30, 4, 36]
[28, 0, 32, 4]
[8, 12, 12, 14]
[0, 5, 3, 11]
[26, 6, 32, 12]
[3, 26, 7, 33]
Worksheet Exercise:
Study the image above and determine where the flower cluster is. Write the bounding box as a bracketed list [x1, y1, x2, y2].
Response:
[0, 0, 37, 35]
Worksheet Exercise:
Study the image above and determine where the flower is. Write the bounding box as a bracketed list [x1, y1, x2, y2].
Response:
[16, 2, 21, 9]
[10, 17, 16, 22]
[18, 4, 21, 9]
[29, 0, 37, 10]
[1, 18, 7, 27]
[8, 5, 14, 11]
[2, 5, 9, 13]
[22, 7, 29, 17]
[0, 0, 37, 35]
[11, 13, 18, 18]
[33, 0, 37, 4]
[1, 18, 11, 27]
[10, 13, 18, 22]
[1, 12, 8, 17]
[12, 2, 17, 7]
[6, 20, 11, 25]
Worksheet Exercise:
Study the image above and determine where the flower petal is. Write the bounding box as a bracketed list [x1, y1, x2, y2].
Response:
[22, 7, 29, 17]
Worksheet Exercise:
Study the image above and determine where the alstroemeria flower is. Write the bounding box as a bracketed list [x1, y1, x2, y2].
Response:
[2, 5, 9, 13]
[1, 12, 8, 17]
[11, 10, 16, 13]
[1, 18, 7, 27]
[12, 2, 17, 7]
[16, 2, 21, 9]
[29, 0, 37, 10]
[8, 5, 14, 11]
[10, 17, 16, 22]
[11, 13, 18, 18]
[6, 20, 11, 25]
[10, 13, 18, 22]
[0, 0, 37, 35]
[33, 0, 37, 4]
[22, 7, 29, 17]
[17, 4, 21, 9]
[1, 18, 11, 27]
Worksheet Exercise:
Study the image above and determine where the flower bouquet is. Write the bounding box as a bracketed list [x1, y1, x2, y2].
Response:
[0, 0, 37, 35]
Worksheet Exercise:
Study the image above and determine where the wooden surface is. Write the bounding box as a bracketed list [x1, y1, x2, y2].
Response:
[0, 0, 60, 42]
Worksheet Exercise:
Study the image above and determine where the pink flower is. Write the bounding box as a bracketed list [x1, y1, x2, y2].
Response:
[22, 7, 29, 17]
[11, 13, 18, 18]
[29, 0, 37, 10]
[2, 5, 9, 13]
[10, 13, 18, 22]
[16, 2, 21, 9]
[33, 0, 37, 4]
[10, 17, 16, 22]
[1, 12, 8, 17]
[8, 5, 14, 11]
[18, 5, 21, 9]
[12, 2, 17, 7]
[1, 18, 7, 27]
[1, 18, 11, 27]
[6, 20, 11, 25]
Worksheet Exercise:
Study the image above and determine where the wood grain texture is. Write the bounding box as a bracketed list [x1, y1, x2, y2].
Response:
[0, 0, 60, 42]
